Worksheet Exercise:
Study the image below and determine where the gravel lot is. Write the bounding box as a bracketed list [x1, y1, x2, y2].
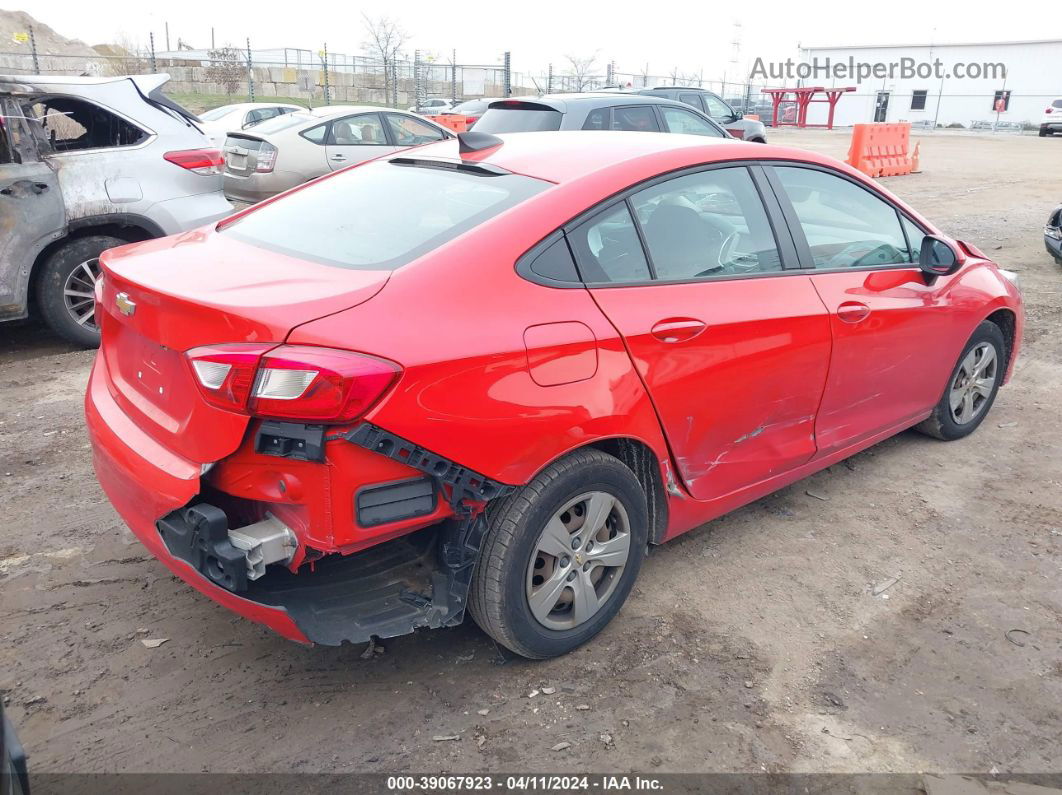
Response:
[1, 128, 1059, 778]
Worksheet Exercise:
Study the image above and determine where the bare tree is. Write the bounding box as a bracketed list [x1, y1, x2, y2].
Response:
[639, 62, 651, 88]
[361, 13, 409, 106]
[563, 52, 600, 92]
[667, 67, 699, 87]
[205, 46, 244, 97]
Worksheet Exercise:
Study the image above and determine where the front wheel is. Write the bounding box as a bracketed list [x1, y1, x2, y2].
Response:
[469, 448, 648, 659]
[916, 321, 1006, 440]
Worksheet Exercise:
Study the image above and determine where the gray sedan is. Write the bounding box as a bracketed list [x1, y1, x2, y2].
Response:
[223, 106, 454, 203]
[472, 93, 732, 139]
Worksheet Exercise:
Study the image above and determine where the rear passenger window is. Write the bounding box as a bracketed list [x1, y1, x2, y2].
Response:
[301, 123, 327, 144]
[630, 167, 782, 280]
[611, 106, 660, 132]
[528, 237, 580, 282]
[582, 108, 609, 130]
[678, 93, 702, 109]
[567, 204, 651, 283]
[775, 166, 913, 269]
[25, 96, 147, 152]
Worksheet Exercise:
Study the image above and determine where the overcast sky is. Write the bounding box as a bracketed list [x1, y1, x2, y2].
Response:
[20, 0, 1057, 80]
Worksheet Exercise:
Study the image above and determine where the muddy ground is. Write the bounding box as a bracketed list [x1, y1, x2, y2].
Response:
[1, 128, 1060, 779]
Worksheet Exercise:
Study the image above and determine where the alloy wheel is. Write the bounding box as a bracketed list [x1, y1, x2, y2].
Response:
[949, 342, 998, 425]
[63, 258, 100, 330]
[525, 491, 631, 631]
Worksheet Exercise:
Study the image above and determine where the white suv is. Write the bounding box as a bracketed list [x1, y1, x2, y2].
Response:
[1040, 97, 1062, 137]
[0, 73, 232, 346]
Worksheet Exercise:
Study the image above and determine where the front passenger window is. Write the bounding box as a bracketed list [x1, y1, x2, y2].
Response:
[774, 167, 913, 269]
[660, 107, 724, 137]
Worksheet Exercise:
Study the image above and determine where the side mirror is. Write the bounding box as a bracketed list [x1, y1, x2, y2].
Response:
[919, 235, 962, 281]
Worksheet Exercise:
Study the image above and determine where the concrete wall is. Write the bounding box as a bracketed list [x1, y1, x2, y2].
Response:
[795, 40, 1062, 128]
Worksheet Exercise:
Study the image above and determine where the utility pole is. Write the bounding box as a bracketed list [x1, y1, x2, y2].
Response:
[503, 51, 511, 97]
[149, 32, 157, 72]
[211, 27, 215, 50]
[451, 48, 457, 104]
[165, 21, 170, 52]
[547, 62, 553, 94]
[246, 38, 254, 102]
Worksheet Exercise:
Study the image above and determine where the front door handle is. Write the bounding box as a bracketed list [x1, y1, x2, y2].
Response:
[837, 301, 871, 324]
[651, 318, 707, 343]
[330, 154, 347, 161]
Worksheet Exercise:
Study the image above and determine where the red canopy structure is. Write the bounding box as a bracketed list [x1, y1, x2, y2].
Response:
[761, 86, 856, 129]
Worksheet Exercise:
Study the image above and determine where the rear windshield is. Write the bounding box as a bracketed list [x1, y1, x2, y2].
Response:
[1054, 99, 1062, 108]
[474, 107, 562, 133]
[221, 160, 549, 270]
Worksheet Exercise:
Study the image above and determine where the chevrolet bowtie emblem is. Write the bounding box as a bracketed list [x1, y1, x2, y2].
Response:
[115, 292, 136, 317]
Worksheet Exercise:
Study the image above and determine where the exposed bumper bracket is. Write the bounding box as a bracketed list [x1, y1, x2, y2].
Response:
[336, 422, 514, 509]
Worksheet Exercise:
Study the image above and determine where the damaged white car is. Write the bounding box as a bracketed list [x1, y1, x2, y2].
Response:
[0, 73, 232, 346]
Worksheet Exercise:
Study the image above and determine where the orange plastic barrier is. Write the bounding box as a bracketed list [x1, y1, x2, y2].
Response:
[846, 123, 917, 177]
[425, 115, 472, 132]
[744, 114, 760, 121]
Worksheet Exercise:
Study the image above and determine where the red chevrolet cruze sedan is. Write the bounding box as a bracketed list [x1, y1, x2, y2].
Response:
[86, 131, 1022, 658]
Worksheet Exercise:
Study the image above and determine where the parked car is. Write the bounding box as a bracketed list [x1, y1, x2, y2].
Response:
[0, 73, 231, 347]
[472, 93, 731, 138]
[1039, 97, 1062, 136]
[409, 98, 455, 114]
[443, 99, 491, 124]
[1046, 205, 1062, 263]
[197, 102, 303, 146]
[635, 86, 767, 142]
[222, 106, 453, 203]
[86, 130, 1022, 659]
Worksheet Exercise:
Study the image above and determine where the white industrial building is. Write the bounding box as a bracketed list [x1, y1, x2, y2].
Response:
[792, 39, 1061, 128]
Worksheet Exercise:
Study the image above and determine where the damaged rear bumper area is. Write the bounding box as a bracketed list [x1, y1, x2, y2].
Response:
[154, 501, 493, 645]
[151, 423, 515, 645]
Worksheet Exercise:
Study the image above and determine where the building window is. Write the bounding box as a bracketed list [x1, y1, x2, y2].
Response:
[992, 90, 1011, 111]
[910, 90, 928, 111]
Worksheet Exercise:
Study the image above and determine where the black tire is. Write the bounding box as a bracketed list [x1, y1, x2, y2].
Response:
[1039, 127, 1049, 137]
[469, 448, 648, 659]
[916, 321, 1006, 441]
[36, 235, 124, 348]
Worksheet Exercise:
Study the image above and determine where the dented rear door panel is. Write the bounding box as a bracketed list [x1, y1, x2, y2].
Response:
[589, 275, 832, 501]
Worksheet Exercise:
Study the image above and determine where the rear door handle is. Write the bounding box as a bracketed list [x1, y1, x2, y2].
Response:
[837, 301, 871, 323]
[651, 318, 707, 343]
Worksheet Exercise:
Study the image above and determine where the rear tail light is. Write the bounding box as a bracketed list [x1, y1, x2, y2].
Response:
[186, 344, 400, 423]
[164, 148, 225, 175]
[255, 142, 278, 173]
[1047, 108, 1054, 114]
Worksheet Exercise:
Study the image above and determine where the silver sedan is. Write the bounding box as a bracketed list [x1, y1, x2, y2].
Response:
[222, 105, 454, 203]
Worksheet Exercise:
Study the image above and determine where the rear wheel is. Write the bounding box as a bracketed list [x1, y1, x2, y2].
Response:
[916, 321, 1005, 440]
[469, 448, 648, 659]
[36, 235, 124, 348]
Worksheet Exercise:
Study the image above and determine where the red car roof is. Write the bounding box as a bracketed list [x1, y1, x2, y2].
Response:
[404, 131, 843, 186]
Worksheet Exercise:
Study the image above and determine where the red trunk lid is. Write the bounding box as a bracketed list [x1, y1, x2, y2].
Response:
[97, 229, 390, 463]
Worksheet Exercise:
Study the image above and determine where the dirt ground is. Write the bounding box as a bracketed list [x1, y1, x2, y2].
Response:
[1, 128, 1060, 779]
